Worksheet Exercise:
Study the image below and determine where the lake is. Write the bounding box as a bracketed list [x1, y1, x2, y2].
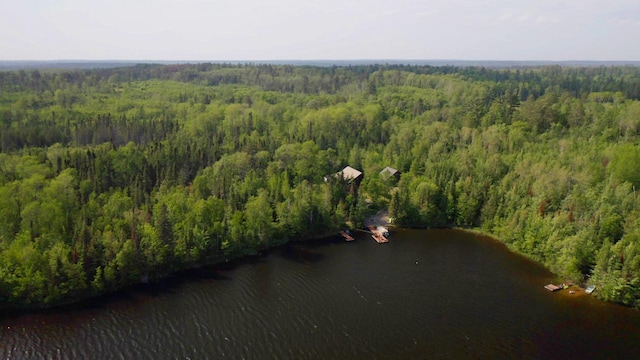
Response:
[2, 229, 640, 359]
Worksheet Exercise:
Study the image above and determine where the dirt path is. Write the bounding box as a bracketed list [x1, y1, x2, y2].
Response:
[364, 209, 391, 228]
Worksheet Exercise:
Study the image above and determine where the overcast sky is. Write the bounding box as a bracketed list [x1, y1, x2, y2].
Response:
[1, 0, 639, 61]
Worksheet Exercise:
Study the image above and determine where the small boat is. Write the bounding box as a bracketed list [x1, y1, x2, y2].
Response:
[376, 226, 390, 237]
[585, 285, 596, 294]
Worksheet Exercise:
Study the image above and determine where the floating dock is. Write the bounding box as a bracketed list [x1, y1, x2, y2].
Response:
[544, 284, 562, 292]
[340, 230, 355, 241]
[368, 226, 389, 243]
[372, 233, 389, 243]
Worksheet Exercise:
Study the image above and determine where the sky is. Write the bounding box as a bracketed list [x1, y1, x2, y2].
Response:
[1, 0, 639, 61]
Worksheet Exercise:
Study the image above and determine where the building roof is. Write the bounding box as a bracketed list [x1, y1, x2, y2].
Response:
[380, 166, 399, 177]
[341, 166, 363, 181]
[324, 166, 363, 184]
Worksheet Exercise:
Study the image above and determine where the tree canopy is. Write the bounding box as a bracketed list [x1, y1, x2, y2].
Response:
[1, 63, 640, 308]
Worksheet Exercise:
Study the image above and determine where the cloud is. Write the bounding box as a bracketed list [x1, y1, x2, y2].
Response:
[415, 10, 440, 18]
[487, 8, 561, 25]
[607, 17, 640, 26]
[494, 12, 532, 24]
[536, 16, 560, 24]
[2, 0, 639, 60]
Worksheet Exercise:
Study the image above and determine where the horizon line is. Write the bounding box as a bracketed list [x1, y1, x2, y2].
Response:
[2, 59, 640, 71]
[2, 58, 640, 63]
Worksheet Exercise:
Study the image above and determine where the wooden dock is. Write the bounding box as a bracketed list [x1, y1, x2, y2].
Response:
[544, 284, 562, 292]
[372, 233, 389, 243]
[340, 231, 355, 241]
[368, 226, 389, 243]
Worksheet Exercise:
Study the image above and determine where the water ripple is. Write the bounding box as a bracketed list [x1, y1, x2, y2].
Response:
[3, 230, 640, 359]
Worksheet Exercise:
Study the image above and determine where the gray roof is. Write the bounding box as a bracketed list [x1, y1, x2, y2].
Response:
[341, 166, 363, 180]
[380, 166, 399, 176]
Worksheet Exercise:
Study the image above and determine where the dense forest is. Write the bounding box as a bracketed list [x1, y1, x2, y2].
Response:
[1, 63, 640, 308]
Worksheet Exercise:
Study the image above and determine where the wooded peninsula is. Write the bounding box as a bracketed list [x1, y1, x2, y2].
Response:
[1, 63, 639, 309]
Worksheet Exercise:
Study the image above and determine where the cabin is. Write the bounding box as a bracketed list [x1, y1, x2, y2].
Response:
[324, 166, 363, 185]
[324, 166, 363, 194]
[380, 166, 400, 181]
[339, 166, 363, 184]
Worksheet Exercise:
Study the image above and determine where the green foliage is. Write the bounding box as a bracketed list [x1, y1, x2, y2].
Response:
[2, 63, 640, 308]
[610, 144, 640, 189]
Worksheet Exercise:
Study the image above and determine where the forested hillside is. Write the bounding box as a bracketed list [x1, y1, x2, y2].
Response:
[1, 63, 640, 308]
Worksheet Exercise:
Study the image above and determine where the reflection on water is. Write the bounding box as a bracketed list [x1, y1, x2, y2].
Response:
[2, 229, 640, 359]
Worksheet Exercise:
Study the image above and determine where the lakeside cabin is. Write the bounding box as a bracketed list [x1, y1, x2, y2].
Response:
[324, 166, 363, 193]
[323, 165, 363, 184]
[380, 166, 400, 181]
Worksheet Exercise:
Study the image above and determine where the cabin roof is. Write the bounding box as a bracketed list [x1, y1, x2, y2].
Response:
[341, 166, 363, 180]
[380, 166, 398, 176]
[324, 165, 363, 183]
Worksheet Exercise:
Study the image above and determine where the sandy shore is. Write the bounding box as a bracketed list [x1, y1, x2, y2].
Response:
[364, 209, 391, 228]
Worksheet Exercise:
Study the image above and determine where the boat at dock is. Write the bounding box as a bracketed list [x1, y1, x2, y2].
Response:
[376, 226, 389, 237]
[372, 233, 389, 243]
[368, 225, 389, 243]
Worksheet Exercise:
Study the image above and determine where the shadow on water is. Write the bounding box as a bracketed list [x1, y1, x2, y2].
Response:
[278, 239, 335, 264]
[0, 292, 130, 322]
[0, 262, 238, 323]
[0, 244, 295, 323]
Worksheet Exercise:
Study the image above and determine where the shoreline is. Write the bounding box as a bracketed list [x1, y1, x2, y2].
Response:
[458, 227, 599, 297]
[0, 228, 343, 313]
[364, 209, 391, 228]
[365, 211, 599, 302]
[0, 220, 610, 313]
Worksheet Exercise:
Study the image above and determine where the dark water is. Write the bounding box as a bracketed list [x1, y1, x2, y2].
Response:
[2, 229, 640, 359]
